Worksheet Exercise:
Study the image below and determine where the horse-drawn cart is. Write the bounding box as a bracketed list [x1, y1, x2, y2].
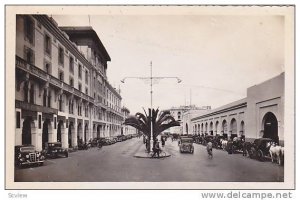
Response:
[248, 138, 273, 161]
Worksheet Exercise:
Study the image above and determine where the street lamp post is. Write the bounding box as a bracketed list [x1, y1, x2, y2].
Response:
[121, 61, 182, 152]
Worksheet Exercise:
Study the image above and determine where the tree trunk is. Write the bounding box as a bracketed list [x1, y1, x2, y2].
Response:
[146, 139, 151, 153]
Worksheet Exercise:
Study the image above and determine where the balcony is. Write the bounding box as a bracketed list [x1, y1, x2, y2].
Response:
[16, 56, 95, 104]
[16, 100, 58, 114]
[16, 56, 48, 81]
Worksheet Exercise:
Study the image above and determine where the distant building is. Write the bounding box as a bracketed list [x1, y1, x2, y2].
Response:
[121, 107, 137, 136]
[187, 73, 284, 145]
[163, 105, 211, 135]
[15, 15, 123, 150]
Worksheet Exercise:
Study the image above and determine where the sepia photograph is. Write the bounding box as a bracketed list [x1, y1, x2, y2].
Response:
[5, 5, 295, 190]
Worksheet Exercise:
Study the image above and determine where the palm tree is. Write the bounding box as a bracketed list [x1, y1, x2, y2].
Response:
[124, 108, 180, 152]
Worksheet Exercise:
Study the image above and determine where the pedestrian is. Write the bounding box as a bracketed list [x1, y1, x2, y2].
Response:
[152, 139, 161, 158]
[206, 140, 213, 158]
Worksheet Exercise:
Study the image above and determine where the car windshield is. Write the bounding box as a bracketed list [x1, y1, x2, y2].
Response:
[49, 143, 62, 147]
[20, 146, 35, 152]
[181, 138, 193, 143]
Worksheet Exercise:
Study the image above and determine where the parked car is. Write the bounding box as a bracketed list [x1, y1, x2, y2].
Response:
[179, 137, 194, 153]
[15, 145, 45, 167]
[248, 138, 273, 161]
[89, 138, 99, 147]
[43, 142, 68, 158]
[116, 135, 123, 142]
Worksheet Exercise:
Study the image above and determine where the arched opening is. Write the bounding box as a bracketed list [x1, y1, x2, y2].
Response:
[97, 125, 101, 138]
[222, 120, 228, 139]
[209, 122, 213, 135]
[185, 123, 188, 135]
[215, 121, 219, 135]
[77, 123, 82, 141]
[262, 112, 278, 143]
[84, 123, 88, 142]
[93, 124, 96, 139]
[240, 121, 245, 139]
[201, 123, 204, 135]
[230, 118, 237, 139]
[205, 122, 208, 135]
[22, 117, 33, 145]
[68, 121, 74, 148]
[42, 119, 50, 149]
[197, 124, 200, 135]
[57, 120, 64, 142]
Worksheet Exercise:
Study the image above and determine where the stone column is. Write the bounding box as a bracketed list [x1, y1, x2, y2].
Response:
[62, 119, 69, 149]
[73, 118, 78, 148]
[33, 112, 42, 151]
[15, 108, 22, 145]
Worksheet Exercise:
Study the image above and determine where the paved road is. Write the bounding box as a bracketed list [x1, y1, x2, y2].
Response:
[15, 137, 284, 182]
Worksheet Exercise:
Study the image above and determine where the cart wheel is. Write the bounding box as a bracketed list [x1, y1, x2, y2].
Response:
[248, 150, 254, 159]
[257, 150, 264, 161]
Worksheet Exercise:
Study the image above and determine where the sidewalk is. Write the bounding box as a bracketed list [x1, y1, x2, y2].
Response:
[134, 143, 171, 158]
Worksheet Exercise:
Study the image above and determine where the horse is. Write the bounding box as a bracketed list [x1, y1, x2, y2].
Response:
[269, 142, 283, 165]
[221, 139, 228, 151]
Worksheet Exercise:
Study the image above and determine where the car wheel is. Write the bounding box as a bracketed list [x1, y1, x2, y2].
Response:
[248, 150, 254, 159]
[257, 150, 264, 161]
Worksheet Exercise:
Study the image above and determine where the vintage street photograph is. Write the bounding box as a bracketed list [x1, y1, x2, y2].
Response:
[5, 5, 295, 189]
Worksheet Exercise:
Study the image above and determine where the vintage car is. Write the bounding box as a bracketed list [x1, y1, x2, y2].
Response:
[15, 145, 45, 167]
[179, 137, 194, 153]
[248, 138, 273, 161]
[43, 142, 68, 158]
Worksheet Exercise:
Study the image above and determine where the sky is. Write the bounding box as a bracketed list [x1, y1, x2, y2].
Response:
[53, 11, 284, 115]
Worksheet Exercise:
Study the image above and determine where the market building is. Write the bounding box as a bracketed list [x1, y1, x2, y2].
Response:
[15, 15, 124, 150]
[188, 73, 284, 145]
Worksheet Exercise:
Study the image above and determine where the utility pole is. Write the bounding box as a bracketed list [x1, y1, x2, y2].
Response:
[121, 61, 182, 152]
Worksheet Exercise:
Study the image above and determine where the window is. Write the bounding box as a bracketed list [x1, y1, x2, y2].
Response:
[69, 56, 74, 74]
[24, 15, 34, 44]
[45, 62, 51, 74]
[44, 34, 51, 55]
[47, 92, 51, 108]
[16, 111, 21, 128]
[54, 117, 57, 129]
[85, 87, 88, 95]
[43, 89, 47, 106]
[69, 77, 74, 87]
[24, 46, 35, 64]
[59, 71, 64, 82]
[85, 70, 88, 84]
[59, 95, 63, 112]
[29, 84, 34, 104]
[38, 115, 41, 129]
[78, 83, 82, 92]
[78, 64, 82, 79]
[58, 47, 64, 65]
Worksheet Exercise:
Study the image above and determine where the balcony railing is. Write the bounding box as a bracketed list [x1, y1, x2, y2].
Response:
[16, 100, 58, 114]
[16, 56, 95, 104]
[16, 56, 47, 81]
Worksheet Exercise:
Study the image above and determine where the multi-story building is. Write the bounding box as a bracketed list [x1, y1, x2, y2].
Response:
[163, 105, 211, 135]
[15, 15, 123, 150]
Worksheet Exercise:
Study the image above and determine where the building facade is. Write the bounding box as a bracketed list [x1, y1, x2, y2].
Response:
[188, 73, 284, 145]
[164, 105, 211, 135]
[15, 15, 123, 150]
[121, 107, 137, 136]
